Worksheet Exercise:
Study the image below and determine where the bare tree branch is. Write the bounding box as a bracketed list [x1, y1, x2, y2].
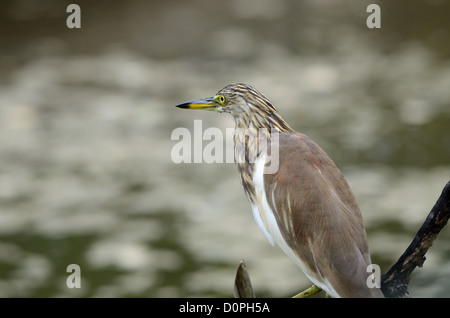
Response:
[380, 180, 450, 297]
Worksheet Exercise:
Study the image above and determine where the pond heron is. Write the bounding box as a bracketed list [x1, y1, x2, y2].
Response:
[176, 83, 383, 298]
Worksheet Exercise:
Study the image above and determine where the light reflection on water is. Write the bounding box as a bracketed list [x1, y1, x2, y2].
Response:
[0, 1, 449, 297]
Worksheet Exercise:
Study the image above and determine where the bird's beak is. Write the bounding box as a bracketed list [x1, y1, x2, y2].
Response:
[176, 97, 219, 111]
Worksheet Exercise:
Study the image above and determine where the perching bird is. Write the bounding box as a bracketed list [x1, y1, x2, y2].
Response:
[176, 83, 384, 298]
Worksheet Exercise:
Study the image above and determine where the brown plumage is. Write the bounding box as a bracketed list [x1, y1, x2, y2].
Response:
[176, 83, 384, 298]
[265, 132, 379, 297]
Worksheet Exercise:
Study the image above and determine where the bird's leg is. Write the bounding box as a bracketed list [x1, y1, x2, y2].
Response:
[292, 285, 322, 298]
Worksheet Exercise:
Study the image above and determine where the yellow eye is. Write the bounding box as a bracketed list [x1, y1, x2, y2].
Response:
[215, 95, 227, 105]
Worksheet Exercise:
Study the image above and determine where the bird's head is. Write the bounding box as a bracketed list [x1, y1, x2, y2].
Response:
[176, 83, 293, 132]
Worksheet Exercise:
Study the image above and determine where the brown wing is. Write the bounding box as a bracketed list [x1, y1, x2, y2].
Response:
[264, 132, 383, 297]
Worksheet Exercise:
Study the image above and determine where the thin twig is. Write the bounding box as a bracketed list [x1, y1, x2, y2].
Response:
[234, 259, 255, 298]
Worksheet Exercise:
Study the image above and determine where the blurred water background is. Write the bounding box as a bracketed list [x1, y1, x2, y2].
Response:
[0, 0, 449, 297]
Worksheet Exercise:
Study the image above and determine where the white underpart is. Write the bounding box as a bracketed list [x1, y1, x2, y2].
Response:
[251, 155, 341, 298]
[251, 155, 282, 246]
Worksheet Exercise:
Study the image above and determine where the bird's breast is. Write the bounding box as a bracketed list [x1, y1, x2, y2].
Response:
[251, 155, 277, 245]
[251, 156, 296, 257]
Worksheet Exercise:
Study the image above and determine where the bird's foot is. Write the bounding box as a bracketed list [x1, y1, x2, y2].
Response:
[292, 285, 322, 298]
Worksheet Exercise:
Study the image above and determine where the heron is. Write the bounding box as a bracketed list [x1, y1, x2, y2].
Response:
[176, 83, 383, 298]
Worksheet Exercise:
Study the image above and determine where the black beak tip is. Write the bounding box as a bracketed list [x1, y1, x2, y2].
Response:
[175, 103, 189, 109]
